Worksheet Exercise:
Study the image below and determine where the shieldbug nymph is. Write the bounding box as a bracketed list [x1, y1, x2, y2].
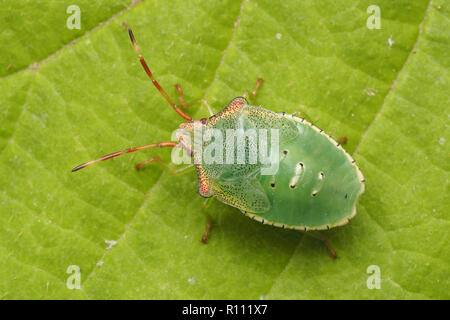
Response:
[72, 28, 365, 259]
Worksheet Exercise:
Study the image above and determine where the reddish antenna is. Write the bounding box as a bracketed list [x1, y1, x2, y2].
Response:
[72, 28, 195, 172]
[72, 142, 178, 172]
[128, 28, 192, 121]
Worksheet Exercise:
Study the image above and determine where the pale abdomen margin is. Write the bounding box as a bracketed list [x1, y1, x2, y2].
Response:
[241, 113, 365, 231]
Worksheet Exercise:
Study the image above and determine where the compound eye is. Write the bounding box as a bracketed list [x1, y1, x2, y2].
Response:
[200, 118, 207, 124]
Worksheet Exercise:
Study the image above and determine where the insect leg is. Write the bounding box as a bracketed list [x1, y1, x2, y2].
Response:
[250, 77, 264, 101]
[174, 84, 188, 110]
[241, 78, 263, 101]
[136, 156, 194, 175]
[336, 136, 348, 144]
[320, 235, 338, 260]
[201, 218, 213, 244]
[128, 28, 192, 121]
[135, 155, 165, 170]
[302, 231, 338, 259]
[72, 142, 179, 172]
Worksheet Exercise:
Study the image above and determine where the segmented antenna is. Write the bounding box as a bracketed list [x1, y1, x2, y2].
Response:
[72, 142, 178, 172]
[128, 28, 192, 121]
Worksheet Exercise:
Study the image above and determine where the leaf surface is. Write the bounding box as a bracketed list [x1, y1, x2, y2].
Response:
[0, 0, 448, 299]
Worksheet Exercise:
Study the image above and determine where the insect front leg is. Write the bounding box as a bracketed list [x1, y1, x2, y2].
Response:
[243, 78, 264, 101]
[136, 156, 194, 176]
[175, 83, 208, 114]
[250, 77, 264, 100]
[174, 84, 188, 110]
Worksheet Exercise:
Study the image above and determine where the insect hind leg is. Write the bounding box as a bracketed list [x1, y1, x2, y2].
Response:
[201, 218, 213, 244]
[302, 231, 338, 259]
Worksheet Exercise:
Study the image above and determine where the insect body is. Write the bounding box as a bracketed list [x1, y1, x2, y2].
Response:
[72, 28, 365, 258]
[183, 98, 365, 231]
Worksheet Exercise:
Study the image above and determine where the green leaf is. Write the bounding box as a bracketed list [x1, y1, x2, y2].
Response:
[0, 0, 448, 299]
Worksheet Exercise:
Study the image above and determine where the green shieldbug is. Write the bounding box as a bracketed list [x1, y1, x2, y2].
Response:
[72, 29, 365, 258]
